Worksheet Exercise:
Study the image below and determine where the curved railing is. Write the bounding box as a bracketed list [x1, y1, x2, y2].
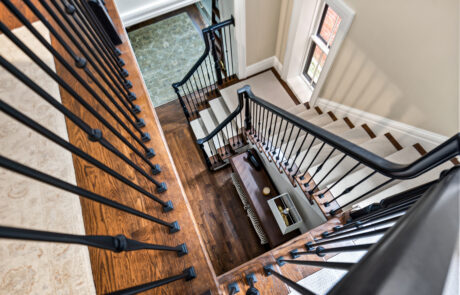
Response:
[242, 85, 460, 180]
[172, 17, 235, 120]
[199, 85, 459, 216]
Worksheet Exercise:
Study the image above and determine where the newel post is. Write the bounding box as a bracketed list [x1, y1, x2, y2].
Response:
[208, 30, 223, 85]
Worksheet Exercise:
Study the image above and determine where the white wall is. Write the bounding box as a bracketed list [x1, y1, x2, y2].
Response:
[114, 0, 199, 27]
[319, 0, 459, 136]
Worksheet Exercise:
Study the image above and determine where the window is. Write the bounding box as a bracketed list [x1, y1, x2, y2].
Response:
[281, 0, 353, 103]
[303, 4, 342, 88]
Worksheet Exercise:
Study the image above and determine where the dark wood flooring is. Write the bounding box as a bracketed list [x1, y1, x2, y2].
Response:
[157, 99, 266, 275]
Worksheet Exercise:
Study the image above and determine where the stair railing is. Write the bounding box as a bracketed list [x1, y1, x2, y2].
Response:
[0, 0, 194, 293]
[239, 85, 460, 216]
[172, 17, 235, 120]
[260, 166, 459, 294]
[196, 90, 245, 169]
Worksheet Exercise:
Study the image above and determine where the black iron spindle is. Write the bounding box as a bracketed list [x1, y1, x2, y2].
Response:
[0, 226, 187, 255]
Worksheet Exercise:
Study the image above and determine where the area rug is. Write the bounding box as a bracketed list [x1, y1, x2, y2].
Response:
[129, 12, 205, 107]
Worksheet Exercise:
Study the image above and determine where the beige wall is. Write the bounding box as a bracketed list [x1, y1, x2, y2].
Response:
[246, 0, 282, 65]
[319, 0, 459, 136]
[275, 0, 293, 64]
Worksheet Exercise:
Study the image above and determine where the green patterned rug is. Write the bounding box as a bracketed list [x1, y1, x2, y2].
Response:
[128, 13, 205, 107]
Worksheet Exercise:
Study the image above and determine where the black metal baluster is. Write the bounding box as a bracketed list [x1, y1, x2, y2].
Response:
[266, 113, 277, 151]
[289, 132, 308, 173]
[227, 282, 239, 295]
[263, 111, 274, 148]
[305, 227, 389, 250]
[228, 118, 234, 147]
[276, 258, 354, 270]
[267, 115, 278, 151]
[303, 141, 326, 174]
[37, 0, 138, 111]
[64, 0, 129, 89]
[79, 0, 122, 58]
[57, 0, 134, 96]
[305, 147, 337, 192]
[284, 128, 301, 166]
[107, 267, 196, 295]
[173, 85, 190, 119]
[272, 118, 285, 153]
[0, 56, 166, 192]
[192, 73, 206, 106]
[0, 226, 187, 255]
[205, 53, 218, 95]
[222, 27, 230, 81]
[309, 154, 347, 192]
[279, 124, 295, 162]
[185, 81, 199, 116]
[198, 62, 210, 98]
[318, 162, 361, 196]
[275, 122, 290, 160]
[263, 265, 315, 295]
[290, 244, 373, 258]
[0, 100, 173, 211]
[228, 25, 234, 77]
[327, 171, 379, 203]
[255, 104, 261, 140]
[0, 20, 152, 157]
[0, 156, 179, 232]
[341, 200, 415, 232]
[323, 215, 402, 240]
[72, 0, 124, 72]
[329, 178, 395, 215]
[209, 30, 223, 85]
[261, 107, 269, 145]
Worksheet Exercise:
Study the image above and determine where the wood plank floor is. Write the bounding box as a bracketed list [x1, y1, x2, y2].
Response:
[157, 99, 266, 276]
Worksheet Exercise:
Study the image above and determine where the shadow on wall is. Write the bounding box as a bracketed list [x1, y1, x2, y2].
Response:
[320, 39, 427, 132]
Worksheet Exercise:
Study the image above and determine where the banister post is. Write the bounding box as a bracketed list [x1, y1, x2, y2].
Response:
[172, 83, 190, 119]
[242, 89, 251, 133]
[208, 30, 223, 85]
[199, 143, 213, 170]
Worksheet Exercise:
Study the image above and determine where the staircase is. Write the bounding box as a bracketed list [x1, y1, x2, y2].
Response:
[2, 1, 459, 294]
[188, 81, 456, 219]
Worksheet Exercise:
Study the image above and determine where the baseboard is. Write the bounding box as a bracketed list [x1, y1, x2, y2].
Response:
[119, 0, 200, 28]
[273, 56, 283, 75]
[245, 56, 276, 77]
[316, 98, 448, 149]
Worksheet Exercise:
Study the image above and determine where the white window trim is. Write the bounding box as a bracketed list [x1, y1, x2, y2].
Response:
[281, 0, 355, 105]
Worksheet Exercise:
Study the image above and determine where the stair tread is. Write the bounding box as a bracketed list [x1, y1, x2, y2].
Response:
[308, 133, 399, 189]
[297, 108, 323, 122]
[357, 161, 454, 208]
[332, 146, 422, 209]
[285, 120, 355, 169]
[209, 97, 230, 123]
[287, 103, 309, 115]
[199, 108, 226, 148]
[190, 118, 213, 156]
[274, 112, 333, 152]
[307, 113, 334, 126]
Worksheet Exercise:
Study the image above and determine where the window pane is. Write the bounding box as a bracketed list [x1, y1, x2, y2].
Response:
[303, 44, 327, 85]
[318, 6, 341, 46]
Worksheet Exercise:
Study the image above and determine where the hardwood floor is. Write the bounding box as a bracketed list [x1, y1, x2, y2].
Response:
[157, 99, 266, 275]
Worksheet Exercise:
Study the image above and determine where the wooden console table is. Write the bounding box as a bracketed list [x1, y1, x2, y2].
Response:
[230, 149, 300, 248]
